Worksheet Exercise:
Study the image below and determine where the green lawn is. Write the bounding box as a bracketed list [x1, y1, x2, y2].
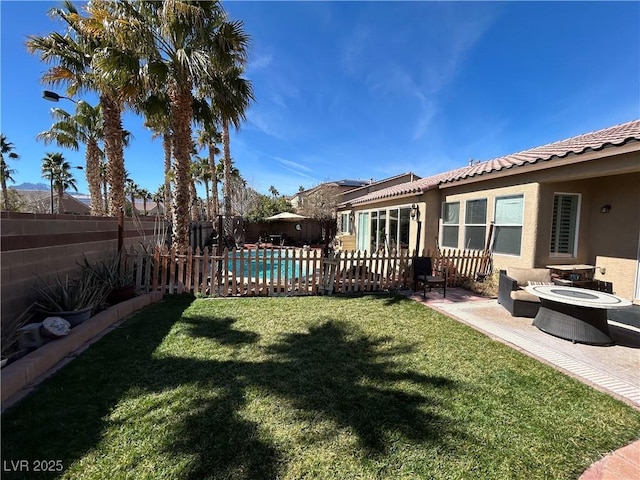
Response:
[2, 295, 639, 479]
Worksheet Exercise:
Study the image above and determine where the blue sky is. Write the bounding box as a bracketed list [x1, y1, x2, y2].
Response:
[1, 1, 639, 198]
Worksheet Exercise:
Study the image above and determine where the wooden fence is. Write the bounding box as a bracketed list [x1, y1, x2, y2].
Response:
[123, 245, 491, 297]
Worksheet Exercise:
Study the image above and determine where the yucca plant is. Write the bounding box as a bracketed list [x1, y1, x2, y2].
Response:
[33, 270, 109, 313]
[80, 253, 133, 290]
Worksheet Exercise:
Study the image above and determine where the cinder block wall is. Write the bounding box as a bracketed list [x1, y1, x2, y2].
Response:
[1, 212, 167, 329]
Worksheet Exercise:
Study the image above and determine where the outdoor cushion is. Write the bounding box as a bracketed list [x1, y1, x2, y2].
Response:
[510, 289, 541, 303]
[507, 267, 551, 287]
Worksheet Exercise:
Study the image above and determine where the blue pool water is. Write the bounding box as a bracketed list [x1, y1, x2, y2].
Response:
[227, 249, 308, 280]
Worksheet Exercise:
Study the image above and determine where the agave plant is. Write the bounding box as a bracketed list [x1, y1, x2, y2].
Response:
[80, 253, 134, 290]
[1, 306, 35, 359]
[33, 270, 109, 313]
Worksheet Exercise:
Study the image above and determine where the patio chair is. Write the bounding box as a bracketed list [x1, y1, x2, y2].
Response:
[412, 256, 446, 298]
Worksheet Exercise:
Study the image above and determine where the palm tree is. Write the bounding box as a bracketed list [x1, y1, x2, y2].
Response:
[41, 152, 79, 213]
[192, 155, 212, 220]
[86, 1, 249, 249]
[28, 1, 139, 217]
[36, 101, 105, 215]
[204, 65, 254, 236]
[140, 95, 173, 221]
[125, 178, 138, 216]
[138, 188, 151, 216]
[268, 185, 279, 198]
[99, 158, 108, 213]
[153, 185, 165, 216]
[194, 117, 221, 220]
[1, 134, 20, 210]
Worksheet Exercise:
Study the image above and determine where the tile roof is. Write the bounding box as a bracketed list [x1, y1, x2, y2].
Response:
[348, 119, 640, 206]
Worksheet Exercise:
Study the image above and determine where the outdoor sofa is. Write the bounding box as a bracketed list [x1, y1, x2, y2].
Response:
[498, 267, 552, 318]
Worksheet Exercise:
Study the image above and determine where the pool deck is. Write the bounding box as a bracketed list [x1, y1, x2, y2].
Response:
[405, 287, 640, 480]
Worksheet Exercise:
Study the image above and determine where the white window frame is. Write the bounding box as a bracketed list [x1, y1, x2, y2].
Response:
[493, 194, 524, 256]
[464, 198, 487, 250]
[549, 192, 581, 258]
[339, 212, 352, 234]
[441, 202, 460, 248]
[355, 205, 412, 253]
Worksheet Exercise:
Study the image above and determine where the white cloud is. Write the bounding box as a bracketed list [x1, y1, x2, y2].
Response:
[342, 24, 371, 76]
[274, 157, 314, 175]
[248, 51, 273, 71]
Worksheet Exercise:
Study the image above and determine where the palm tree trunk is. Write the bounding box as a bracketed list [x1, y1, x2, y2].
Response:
[130, 192, 135, 216]
[1, 175, 7, 211]
[222, 119, 232, 236]
[203, 178, 211, 220]
[103, 178, 108, 213]
[208, 141, 219, 219]
[189, 178, 197, 221]
[163, 132, 172, 221]
[143, 198, 147, 215]
[86, 138, 103, 216]
[56, 183, 64, 214]
[169, 82, 193, 250]
[101, 94, 125, 217]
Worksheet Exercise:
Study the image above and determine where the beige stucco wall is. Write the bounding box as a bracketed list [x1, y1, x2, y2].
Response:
[337, 148, 639, 300]
[536, 172, 640, 300]
[437, 181, 540, 270]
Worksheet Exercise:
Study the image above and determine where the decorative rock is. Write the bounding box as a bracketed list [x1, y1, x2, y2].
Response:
[41, 317, 71, 338]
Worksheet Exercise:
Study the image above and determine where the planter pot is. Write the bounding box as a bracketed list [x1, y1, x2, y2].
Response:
[43, 306, 93, 327]
[107, 284, 136, 305]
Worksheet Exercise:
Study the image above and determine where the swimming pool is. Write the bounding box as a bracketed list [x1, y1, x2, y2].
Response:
[227, 249, 310, 280]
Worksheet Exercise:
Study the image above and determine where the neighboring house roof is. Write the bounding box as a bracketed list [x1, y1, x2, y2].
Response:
[333, 179, 370, 188]
[346, 119, 640, 206]
[338, 172, 422, 203]
[293, 179, 371, 198]
[15, 189, 91, 214]
[132, 199, 163, 213]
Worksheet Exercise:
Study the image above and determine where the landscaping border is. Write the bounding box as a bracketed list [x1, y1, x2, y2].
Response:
[1, 292, 163, 407]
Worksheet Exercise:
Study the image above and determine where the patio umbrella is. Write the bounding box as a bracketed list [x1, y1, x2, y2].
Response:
[264, 212, 308, 222]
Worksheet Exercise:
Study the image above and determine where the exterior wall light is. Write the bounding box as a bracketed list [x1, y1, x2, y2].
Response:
[600, 204, 611, 214]
[410, 203, 418, 220]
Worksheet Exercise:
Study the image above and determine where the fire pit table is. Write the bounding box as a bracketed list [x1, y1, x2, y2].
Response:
[524, 284, 632, 345]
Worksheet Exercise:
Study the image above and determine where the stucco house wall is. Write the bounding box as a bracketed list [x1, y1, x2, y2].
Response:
[336, 120, 640, 301]
[437, 181, 540, 270]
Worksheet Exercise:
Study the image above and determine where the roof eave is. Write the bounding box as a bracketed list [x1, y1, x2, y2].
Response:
[438, 140, 640, 189]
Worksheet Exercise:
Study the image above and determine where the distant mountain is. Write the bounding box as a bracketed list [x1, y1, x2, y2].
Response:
[12, 183, 87, 196]
[13, 182, 50, 191]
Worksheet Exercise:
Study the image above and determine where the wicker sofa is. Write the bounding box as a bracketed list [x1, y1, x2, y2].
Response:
[498, 267, 552, 318]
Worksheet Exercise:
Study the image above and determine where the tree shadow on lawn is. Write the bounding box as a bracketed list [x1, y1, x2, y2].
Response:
[158, 319, 464, 478]
[180, 315, 261, 345]
[0, 295, 196, 479]
[2, 296, 465, 479]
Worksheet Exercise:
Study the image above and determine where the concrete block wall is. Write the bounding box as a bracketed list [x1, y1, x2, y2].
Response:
[1, 212, 166, 331]
[1, 291, 163, 405]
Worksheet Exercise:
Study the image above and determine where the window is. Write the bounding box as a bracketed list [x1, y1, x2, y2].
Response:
[493, 195, 523, 255]
[464, 199, 487, 250]
[356, 212, 369, 251]
[355, 207, 412, 253]
[399, 207, 411, 250]
[441, 202, 459, 248]
[339, 212, 352, 234]
[550, 194, 580, 256]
